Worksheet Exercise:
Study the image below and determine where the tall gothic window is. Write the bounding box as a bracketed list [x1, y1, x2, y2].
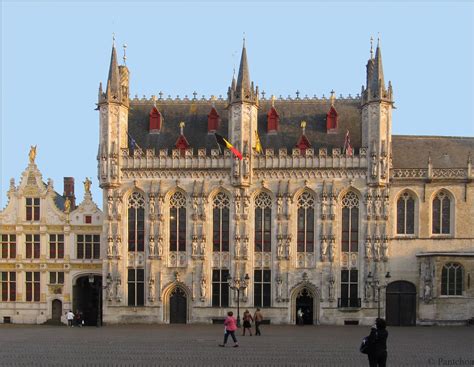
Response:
[432, 191, 451, 234]
[254, 269, 271, 307]
[340, 269, 359, 307]
[297, 192, 315, 253]
[128, 268, 145, 306]
[254, 192, 272, 253]
[342, 192, 359, 253]
[128, 192, 145, 252]
[212, 192, 230, 252]
[397, 192, 415, 235]
[212, 269, 229, 307]
[170, 192, 187, 252]
[441, 263, 463, 296]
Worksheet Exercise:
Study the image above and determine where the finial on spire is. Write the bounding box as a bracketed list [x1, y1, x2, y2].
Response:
[211, 95, 216, 107]
[271, 95, 275, 107]
[330, 90, 336, 106]
[179, 121, 185, 135]
[370, 36, 374, 59]
[377, 33, 380, 47]
[112, 32, 116, 47]
[243, 32, 246, 47]
[122, 44, 127, 65]
[151, 95, 157, 107]
[300, 121, 307, 134]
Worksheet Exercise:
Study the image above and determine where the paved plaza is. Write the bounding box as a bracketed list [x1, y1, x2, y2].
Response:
[0, 324, 473, 366]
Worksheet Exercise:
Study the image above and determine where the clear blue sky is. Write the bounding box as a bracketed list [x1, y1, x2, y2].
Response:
[1, 1, 473, 208]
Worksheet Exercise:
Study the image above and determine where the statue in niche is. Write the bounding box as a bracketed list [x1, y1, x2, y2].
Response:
[101, 158, 107, 178]
[366, 193, 373, 218]
[381, 238, 388, 260]
[111, 158, 118, 178]
[277, 239, 284, 258]
[365, 280, 372, 301]
[374, 197, 382, 219]
[365, 237, 372, 259]
[149, 237, 156, 257]
[321, 236, 328, 260]
[115, 277, 122, 302]
[115, 236, 122, 258]
[148, 275, 156, 302]
[234, 198, 241, 217]
[321, 197, 328, 219]
[371, 154, 378, 178]
[199, 238, 206, 255]
[200, 277, 206, 299]
[107, 238, 114, 257]
[242, 237, 248, 257]
[276, 276, 283, 301]
[328, 238, 335, 262]
[107, 194, 114, 218]
[380, 157, 387, 179]
[149, 194, 156, 215]
[157, 237, 163, 257]
[242, 195, 250, 217]
[115, 195, 123, 219]
[243, 156, 250, 178]
[192, 196, 199, 217]
[328, 274, 335, 301]
[285, 236, 292, 258]
[277, 196, 283, 217]
[233, 157, 240, 178]
[423, 282, 432, 303]
[329, 197, 336, 220]
[192, 237, 198, 256]
[373, 240, 381, 261]
[107, 279, 115, 301]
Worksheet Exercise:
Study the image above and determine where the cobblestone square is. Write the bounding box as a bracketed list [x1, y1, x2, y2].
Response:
[0, 324, 473, 366]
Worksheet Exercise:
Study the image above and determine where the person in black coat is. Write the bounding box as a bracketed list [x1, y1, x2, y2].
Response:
[367, 318, 388, 367]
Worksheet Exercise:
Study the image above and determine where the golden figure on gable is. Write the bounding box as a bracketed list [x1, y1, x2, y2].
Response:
[29, 145, 37, 164]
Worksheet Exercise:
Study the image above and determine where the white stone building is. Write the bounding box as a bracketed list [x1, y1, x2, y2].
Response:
[0, 153, 103, 325]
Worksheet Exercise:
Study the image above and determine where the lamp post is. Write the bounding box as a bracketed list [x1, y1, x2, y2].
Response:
[367, 271, 391, 318]
[227, 273, 250, 327]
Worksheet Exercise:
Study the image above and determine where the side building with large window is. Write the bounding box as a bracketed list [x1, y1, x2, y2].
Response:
[0, 154, 103, 324]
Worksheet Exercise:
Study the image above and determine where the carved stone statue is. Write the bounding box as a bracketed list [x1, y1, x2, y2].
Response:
[107, 194, 114, 218]
[107, 237, 114, 257]
[157, 237, 163, 257]
[233, 157, 240, 178]
[29, 145, 37, 164]
[234, 198, 241, 217]
[328, 273, 335, 301]
[115, 277, 122, 302]
[149, 194, 156, 215]
[374, 197, 382, 218]
[366, 193, 373, 218]
[242, 195, 250, 217]
[243, 157, 250, 178]
[115, 196, 123, 219]
[365, 237, 372, 259]
[234, 241, 240, 258]
[328, 237, 335, 262]
[149, 237, 156, 257]
[276, 276, 283, 300]
[83, 177, 92, 193]
[321, 236, 328, 260]
[192, 237, 198, 255]
[277, 239, 284, 258]
[115, 236, 122, 258]
[371, 154, 378, 178]
[200, 277, 206, 299]
[381, 238, 388, 260]
[365, 280, 372, 301]
[107, 279, 115, 301]
[321, 197, 328, 219]
[111, 158, 118, 178]
[148, 275, 156, 302]
[373, 239, 381, 261]
[242, 237, 248, 257]
[380, 157, 387, 179]
[277, 196, 283, 217]
[423, 282, 431, 302]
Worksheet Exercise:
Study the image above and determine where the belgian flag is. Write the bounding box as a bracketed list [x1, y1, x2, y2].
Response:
[214, 133, 243, 160]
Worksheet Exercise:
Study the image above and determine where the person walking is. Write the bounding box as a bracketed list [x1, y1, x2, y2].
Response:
[297, 308, 304, 325]
[219, 311, 239, 347]
[254, 308, 263, 336]
[66, 310, 75, 327]
[366, 318, 388, 367]
[242, 309, 253, 336]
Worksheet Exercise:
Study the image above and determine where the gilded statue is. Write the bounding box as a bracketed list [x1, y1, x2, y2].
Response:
[83, 177, 92, 193]
[29, 145, 37, 164]
[64, 197, 71, 213]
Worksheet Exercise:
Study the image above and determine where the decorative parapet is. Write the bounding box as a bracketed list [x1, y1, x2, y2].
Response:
[392, 168, 468, 180]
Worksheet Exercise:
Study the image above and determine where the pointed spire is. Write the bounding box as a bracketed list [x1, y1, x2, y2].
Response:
[373, 36, 385, 90]
[106, 40, 121, 100]
[236, 40, 251, 94]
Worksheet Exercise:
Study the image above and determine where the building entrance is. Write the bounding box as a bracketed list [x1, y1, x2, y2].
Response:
[295, 288, 314, 325]
[73, 275, 102, 326]
[386, 281, 416, 326]
[51, 299, 62, 322]
[169, 287, 187, 324]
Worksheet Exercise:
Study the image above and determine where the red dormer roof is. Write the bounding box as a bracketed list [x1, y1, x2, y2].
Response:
[326, 105, 338, 132]
[267, 106, 280, 133]
[175, 134, 190, 155]
[207, 107, 220, 133]
[149, 106, 162, 133]
[296, 134, 311, 154]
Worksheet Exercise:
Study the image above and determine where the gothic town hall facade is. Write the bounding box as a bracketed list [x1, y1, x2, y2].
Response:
[1, 41, 473, 326]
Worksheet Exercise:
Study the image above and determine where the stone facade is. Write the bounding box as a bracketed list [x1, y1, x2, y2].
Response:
[0, 152, 103, 324]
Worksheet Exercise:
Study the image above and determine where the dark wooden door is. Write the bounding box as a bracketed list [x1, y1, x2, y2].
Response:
[386, 281, 416, 326]
[170, 287, 187, 324]
[52, 299, 62, 322]
[296, 288, 314, 325]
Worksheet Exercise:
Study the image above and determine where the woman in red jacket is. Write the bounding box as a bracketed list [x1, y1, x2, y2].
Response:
[219, 311, 239, 347]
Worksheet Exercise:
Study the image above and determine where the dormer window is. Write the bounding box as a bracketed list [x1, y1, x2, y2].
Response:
[149, 106, 163, 133]
[26, 198, 40, 221]
[326, 105, 338, 133]
[267, 106, 279, 134]
[207, 107, 220, 133]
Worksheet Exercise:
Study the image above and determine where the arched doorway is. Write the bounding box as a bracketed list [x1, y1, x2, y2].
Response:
[169, 287, 187, 324]
[386, 281, 416, 326]
[51, 299, 62, 322]
[296, 288, 314, 325]
[73, 275, 102, 326]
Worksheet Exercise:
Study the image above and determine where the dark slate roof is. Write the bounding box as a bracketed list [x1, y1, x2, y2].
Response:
[54, 191, 66, 211]
[392, 135, 474, 168]
[127, 97, 362, 153]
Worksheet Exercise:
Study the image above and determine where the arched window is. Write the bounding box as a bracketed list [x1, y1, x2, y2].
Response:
[170, 192, 187, 252]
[128, 192, 145, 252]
[254, 192, 272, 253]
[127, 192, 145, 307]
[340, 192, 359, 308]
[432, 191, 451, 234]
[397, 192, 415, 235]
[212, 192, 230, 252]
[297, 192, 315, 253]
[441, 263, 463, 296]
[341, 192, 359, 253]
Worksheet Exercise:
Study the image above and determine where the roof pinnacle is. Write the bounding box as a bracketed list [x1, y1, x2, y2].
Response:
[123, 44, 127, 65]
[370, 36, 374, 59]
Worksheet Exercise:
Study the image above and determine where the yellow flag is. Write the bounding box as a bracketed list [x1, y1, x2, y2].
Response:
[254, 130, 263, 154]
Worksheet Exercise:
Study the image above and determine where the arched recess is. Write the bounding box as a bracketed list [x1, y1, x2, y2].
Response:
[289, 281, 321, 325]
[161, 281, 193, 324]
[429, 189, 456, 236]
[386, 280, 417, 326]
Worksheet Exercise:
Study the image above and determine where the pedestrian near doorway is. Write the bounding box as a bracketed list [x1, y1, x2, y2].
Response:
[254, 308, 263, 336]
[297, 308, 304, 325]
[66, 310, 75, 327]
[219, 311, 239, 347]
[366, 318, 388, 367]
[242, 309, 253, 336]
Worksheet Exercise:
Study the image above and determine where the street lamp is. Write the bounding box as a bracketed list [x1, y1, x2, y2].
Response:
[367, 271, 391, 318]
[227, 273, 250, 327]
